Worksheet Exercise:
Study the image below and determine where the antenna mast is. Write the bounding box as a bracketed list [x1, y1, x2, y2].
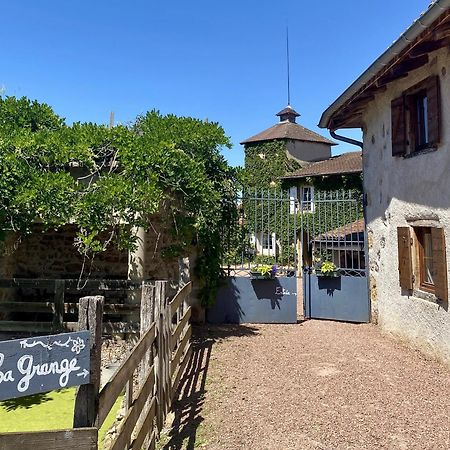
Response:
[286, 26, 291, 106]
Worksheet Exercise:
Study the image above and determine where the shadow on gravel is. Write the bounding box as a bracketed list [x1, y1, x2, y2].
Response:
[161, 324, 259, 450]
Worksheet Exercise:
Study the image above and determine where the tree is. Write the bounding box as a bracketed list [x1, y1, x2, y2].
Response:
[0, 97, 237, 305]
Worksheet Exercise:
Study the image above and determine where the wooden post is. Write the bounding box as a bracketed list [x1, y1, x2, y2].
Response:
[53, 280, 65, 332]
[140, 282, 155, 377]
[135, 281, 156, 447]
[73, 296, 104, 428]
[141, 282, 156, 335]
[155, 281, 169, 433]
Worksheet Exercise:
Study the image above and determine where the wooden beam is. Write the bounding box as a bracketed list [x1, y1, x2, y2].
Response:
[0, 428, 98, 450]
[377, 54, 429, 87]
[0, 302, 54, 313]
[65, 321, 140, 334]
[0, 321, 54, 333]
[171, 326, 192, 378]
[130, 399, 157, 450]
[171, 345, 192, 401]
[409, 38, 450, 57]
[170, 307, 191, 352]
[434, 21, 450, 40]
[169, 282, 192, 316]
[109, 369, 156, 450]
[97, 326, 156, 427]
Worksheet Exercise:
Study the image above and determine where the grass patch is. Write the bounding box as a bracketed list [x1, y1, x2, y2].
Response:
[0, 388, 123, 448]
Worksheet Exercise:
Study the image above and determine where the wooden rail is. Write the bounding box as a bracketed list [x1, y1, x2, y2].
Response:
[0, 428, 98, 450]
[0, 280, 193, 450]
[0, 278, 142, 335]
[98, 280, 192, 450]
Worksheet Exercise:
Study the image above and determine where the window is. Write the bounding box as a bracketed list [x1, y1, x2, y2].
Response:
[413, 91, 429, 150]
[289, 186, 297, 214]
[301, 186, 314, 212]
[391, 75, 440, 156]
[416, 227, 434, 292]
[397, 226, 448, 302]
[262, 233, 273, 250]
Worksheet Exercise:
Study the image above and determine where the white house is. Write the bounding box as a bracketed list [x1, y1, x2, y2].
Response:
[319, 1, 450, 364]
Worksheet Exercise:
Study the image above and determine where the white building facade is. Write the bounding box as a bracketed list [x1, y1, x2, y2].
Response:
[320, 1, 450, 365]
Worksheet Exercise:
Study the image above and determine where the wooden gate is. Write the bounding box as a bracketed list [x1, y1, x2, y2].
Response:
[0, 281, 193, 450]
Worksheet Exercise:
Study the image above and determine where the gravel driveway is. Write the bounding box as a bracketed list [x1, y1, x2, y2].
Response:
[163, 321, 450, 450]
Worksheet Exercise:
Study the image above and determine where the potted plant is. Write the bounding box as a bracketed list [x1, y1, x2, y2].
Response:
[316, 261, 340, 277]
[250, 264, 278, 280]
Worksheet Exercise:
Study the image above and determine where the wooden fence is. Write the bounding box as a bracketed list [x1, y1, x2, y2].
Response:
[0, 278, 143, 334]
[0, 281, 193, 450]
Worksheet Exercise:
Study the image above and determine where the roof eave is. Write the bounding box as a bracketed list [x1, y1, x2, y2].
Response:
[281, 168, 362, 180]
[241, 137, 337, 146]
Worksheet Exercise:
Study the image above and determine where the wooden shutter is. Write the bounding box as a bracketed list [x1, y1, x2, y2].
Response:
[398, 227, 413, 290]
[431, 227, 448, 302]
[426, 75, 441, 147]
[391, 96, 406, 156]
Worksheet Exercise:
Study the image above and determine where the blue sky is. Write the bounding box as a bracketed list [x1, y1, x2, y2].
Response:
[1, 1, 431, 166]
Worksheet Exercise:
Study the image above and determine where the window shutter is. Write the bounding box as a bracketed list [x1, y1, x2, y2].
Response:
[426, 75, 441, 147]
[431, 227, 448, 302]
[398, 227, 413, 290]
[391, 96, 406, 156]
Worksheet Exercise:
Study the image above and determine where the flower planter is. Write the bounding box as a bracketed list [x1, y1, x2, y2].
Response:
[316, 270, 341, 278]
[250, 271, 275, 280]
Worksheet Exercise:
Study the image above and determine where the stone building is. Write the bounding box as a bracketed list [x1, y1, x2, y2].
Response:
[319, 0, 450, 364]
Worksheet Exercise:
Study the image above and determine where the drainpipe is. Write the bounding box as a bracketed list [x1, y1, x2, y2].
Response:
[330, 130, 363, 149]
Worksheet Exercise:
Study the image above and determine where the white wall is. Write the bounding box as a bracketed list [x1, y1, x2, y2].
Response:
[286, 140, 331, 164]
[362, 47, 450, 365]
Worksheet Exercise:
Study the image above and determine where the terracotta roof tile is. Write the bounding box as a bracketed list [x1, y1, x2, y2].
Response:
[276, 106, 300, 118]
[240, 121, 336, 145]
[315, 218, 365, 241]
[282, 151, 362, 179]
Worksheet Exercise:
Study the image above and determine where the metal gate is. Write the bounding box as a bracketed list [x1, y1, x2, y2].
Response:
[301, 190, 370, 323]
[207, 188, 299, 324]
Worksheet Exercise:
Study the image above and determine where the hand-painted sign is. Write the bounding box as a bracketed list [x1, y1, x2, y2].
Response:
[0, 331, 90, 401]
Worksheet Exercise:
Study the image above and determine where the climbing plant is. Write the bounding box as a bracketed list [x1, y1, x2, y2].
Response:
[0, 96, 237, 305]
[242, 141, 302, 189]
[226, 138, 364, 269]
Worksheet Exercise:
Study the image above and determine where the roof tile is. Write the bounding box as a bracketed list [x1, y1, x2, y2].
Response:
[241, 121, 336, 145]
[282, 151, 362, 179]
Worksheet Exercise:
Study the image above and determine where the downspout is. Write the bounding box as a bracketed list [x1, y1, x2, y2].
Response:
[330, 130, 363, 149]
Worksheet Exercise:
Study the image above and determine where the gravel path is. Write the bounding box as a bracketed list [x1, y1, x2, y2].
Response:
[164, 321, 450, 450]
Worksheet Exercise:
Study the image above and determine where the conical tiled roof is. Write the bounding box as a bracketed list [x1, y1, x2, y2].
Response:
[241, 105, 336, 146]
[241, 121, 336, 145]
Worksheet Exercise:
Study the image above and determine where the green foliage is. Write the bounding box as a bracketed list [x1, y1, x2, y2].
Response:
[0, 97, 237, 305]
[242, 141, 301, 188]
[306, 173, 363, 192]
[0, 96, 64, 132]
[320, 261, 336, 274]
[255, 265, 273, 276]
[254, 255, 276, 266]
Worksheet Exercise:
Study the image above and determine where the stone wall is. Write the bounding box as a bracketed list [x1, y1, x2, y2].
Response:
[0, 219, 204, 321]
[0, 224, 128, 279]
[362, 47, 450, 365]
